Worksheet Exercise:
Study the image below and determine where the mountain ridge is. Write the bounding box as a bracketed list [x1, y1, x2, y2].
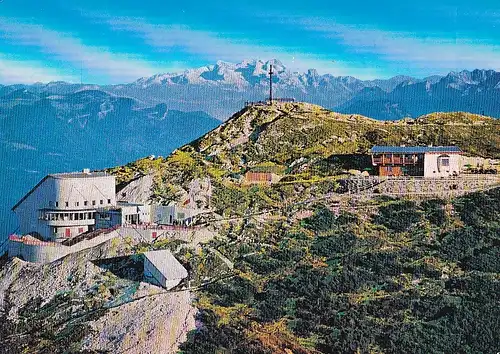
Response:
[3, 60, 500, 120]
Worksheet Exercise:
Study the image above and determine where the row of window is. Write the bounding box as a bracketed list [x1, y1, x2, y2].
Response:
[48, 199, 112, 208]
[52, 227, 85, 235]
[39, 211, 97, 221]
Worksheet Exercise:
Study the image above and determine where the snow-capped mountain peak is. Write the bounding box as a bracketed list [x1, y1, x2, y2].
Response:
[131, 59, 295, 88]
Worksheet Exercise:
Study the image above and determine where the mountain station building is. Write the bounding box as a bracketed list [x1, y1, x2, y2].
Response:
[369, 146, 463, 177]
[12, 169, 197, 243]
[12, 170, 116, 241]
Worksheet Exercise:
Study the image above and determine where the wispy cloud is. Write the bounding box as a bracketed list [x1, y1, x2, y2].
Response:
[0, 55, 75, 84]
[92, 14, 376, 77]
[107, 17, 277, 60]
[0, 17, 170, 83]
[289, 17, 500, 71]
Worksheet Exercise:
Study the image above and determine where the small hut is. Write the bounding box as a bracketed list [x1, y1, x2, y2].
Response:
[143, 250, 188, 289]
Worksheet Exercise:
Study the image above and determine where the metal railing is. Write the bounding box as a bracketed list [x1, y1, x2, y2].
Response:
[346, 175, 500, 182]
[121, 223, 199, 231]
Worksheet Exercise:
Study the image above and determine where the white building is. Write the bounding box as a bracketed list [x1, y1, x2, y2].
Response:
[152, 205, 195, 226]
[423, 148, 463, 177]
[96, 203, 195, 229]
[95, 202, 151, 229]
[143, 249, 188, 289]
[12, 169, 116, 241]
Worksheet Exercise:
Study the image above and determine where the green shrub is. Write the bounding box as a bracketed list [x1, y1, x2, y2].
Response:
[303, 206, 337, 232]
[374, 200, 422, 232]
[420, 199, 447, 226]
[311, 231, 356, 258]
[461, 247, 500, 273]
[303, 206, 358, 233]
[179, 310, 272, 354]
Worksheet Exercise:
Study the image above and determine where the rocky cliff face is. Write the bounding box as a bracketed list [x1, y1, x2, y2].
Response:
[0, 237, 196, 353]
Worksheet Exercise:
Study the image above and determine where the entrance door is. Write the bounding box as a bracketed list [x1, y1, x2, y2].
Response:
[65, 228, 71, 237]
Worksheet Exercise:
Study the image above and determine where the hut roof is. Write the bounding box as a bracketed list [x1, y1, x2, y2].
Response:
[370, 146, 462, 154]
[144, 249, 188, 280]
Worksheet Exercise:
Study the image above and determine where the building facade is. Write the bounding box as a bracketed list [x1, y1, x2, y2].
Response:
[95, 202, 151, 229]
[12, 170, 116, 241]
[243, 171, 281, 185]
[96, 203, 195, 229]
[152, 205, 194, 226]
[370, 146, 463, 178]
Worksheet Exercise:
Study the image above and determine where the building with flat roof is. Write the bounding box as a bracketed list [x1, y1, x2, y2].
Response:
[152, 205, 195, 226]
[369, 146, 463, 178]
[95, 202, 151, 229]
[243, 171, 281, 185]
[12, 169, 116, 241]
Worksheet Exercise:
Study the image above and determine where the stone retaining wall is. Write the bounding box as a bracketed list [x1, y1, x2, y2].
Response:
[7, 224, 211, 264]
[343, 175, 500, 199]
[8, 230, 120, 263]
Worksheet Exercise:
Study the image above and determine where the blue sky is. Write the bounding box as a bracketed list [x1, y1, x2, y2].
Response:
[0, 0, 499, 84]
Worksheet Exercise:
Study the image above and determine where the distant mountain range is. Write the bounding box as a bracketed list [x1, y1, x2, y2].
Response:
[2, 60, 499, 120]
[337, 69, 500, 120]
